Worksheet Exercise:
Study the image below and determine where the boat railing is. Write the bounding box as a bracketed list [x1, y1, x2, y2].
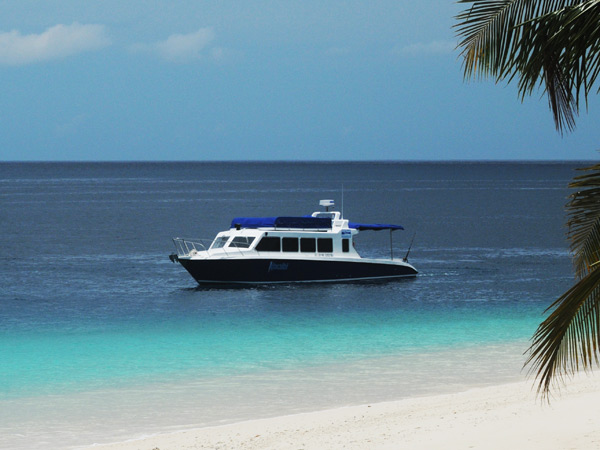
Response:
[172, 238, 212, 257]
[172, 237, 248, 258]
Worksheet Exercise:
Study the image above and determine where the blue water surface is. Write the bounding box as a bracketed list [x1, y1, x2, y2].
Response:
[0, 161, 582, 448]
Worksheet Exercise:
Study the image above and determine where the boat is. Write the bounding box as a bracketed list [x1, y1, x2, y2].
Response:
[169, 200, 418, 285]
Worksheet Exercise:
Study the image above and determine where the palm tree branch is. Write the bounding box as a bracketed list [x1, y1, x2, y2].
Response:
[456, 1, 577, 79]
[519, 2, 600, 129]
[455, 0, 600, 133]
[525, 267, 600, 398]
[566, 164, 600, 276]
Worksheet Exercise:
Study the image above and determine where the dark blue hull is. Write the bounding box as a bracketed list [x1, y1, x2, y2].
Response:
[177, 257, 417, 285]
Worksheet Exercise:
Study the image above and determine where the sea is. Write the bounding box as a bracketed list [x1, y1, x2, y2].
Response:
[0, 161, 586, 449]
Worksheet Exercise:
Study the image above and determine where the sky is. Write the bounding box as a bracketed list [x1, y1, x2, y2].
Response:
[0, 1, 598, 161]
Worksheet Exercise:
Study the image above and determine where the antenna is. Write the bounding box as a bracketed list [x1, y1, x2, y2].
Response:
[341, 184, 344, 218]
[403, 232, 416, 262]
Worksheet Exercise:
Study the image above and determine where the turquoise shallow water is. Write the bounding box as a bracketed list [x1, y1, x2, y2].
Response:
[2, 285, 542, 399]
[0, 161, 580, 449]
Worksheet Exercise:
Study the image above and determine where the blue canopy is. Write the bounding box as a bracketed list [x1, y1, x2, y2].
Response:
[348, 222, 404, 231]
[230, 216, 402, 231]
[231, 216, 332, 229]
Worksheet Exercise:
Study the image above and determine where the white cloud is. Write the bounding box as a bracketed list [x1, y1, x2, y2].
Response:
[0, 23, 110, 66]
[134, 28, 217, 63]
[394, 40, 456, 57]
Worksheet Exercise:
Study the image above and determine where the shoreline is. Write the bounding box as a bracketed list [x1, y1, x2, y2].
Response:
[83, 373, 600, 450]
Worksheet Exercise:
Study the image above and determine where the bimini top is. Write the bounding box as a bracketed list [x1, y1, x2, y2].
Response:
[348, 222, 404, 231]
[230, 216, 404, 231]
[231, 216, 332, 229]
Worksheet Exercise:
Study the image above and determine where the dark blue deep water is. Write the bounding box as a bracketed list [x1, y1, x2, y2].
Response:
[0, 161, 585, 449]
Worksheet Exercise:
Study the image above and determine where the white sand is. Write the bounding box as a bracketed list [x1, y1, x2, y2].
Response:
[85, 374, 600, 450]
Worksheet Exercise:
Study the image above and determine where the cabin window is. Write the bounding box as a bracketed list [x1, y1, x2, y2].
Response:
[228, 236, 255, 248]
[342, 239, 350, 253]
[256, 236, 281, 252]
[317, 238, 333, 253]
[211, 236, 229, 249]
[282, 237, 299, 252]
[300, 238, 316, 252]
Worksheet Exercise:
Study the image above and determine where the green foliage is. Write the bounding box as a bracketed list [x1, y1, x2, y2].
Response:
[456, 0, 600, 133]
[525, 164, 600, 397]
[456, 1, 600, 397]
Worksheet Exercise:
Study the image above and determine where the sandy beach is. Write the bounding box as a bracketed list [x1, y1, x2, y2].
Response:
[84, 374, 600, 450]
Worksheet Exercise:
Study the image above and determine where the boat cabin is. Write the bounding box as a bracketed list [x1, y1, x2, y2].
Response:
[207, 208, 361, 259]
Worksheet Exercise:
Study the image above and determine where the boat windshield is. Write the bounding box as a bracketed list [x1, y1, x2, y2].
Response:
[210, 235, 229, 249]
[228, 236, 255, 248]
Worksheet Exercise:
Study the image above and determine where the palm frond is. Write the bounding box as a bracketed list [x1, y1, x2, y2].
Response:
[455, 0, 600, 133]
[526, 267, 600, 398]
[566, 164, 600, 277]
[526, 163, 600, 398]
[514, 1, 600, 131]
[455, 0, 575, 79]
[457, 2, 600, 397]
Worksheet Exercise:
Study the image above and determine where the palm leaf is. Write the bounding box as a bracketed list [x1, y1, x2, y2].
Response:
[456, 0, 576, 79]
[455, 0, 600, 133]
[514, 2, 600, 130]
[456, 1, 600, 396]
[526, 163, 600, 397]
[567, 164, 600, 276]
[526, 268, 600, 397]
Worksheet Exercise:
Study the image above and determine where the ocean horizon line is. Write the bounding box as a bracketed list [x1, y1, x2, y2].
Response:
[0, 159, 597, 164]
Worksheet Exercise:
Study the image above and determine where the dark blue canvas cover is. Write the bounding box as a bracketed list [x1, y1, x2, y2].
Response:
[230, 217, 401, 231]
[348, 222, 404, 231]
[231, 216, 332, 229]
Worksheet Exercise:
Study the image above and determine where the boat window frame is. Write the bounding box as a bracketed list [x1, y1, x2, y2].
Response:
[317, 238, 333, 253]
[282, 237, 299, 252]
[228, 236, 256, 249]
[255, 236, 281, 252]
[300, 237, 316, 253]
[342, 238, 350, 253]
[210, 235, 230, 249]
